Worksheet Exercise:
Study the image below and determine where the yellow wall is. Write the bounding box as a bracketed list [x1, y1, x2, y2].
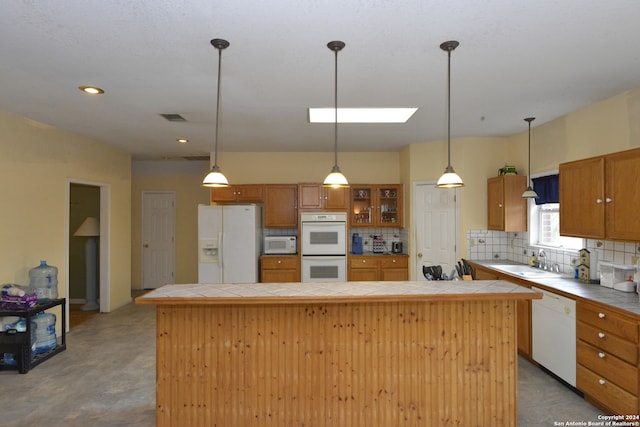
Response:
[131, 161, 212, 288]
[131, 88, 640, 284]
[130, 152, 401, 287]
[212, 151, 401, 184]
[0, 110, 132, 311]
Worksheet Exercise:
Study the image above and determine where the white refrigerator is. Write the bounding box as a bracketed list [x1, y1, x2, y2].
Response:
[198, 204, 262, 284]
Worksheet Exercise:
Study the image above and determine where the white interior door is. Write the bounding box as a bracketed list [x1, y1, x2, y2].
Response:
[414, 182, 458, 280]
[142, 192, 176, 288]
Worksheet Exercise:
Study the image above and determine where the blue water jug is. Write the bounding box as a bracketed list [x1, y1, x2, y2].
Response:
[352, 233, 363, 254]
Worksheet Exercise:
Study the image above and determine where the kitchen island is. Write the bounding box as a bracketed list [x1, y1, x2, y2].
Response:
[136, 280, 540, 426]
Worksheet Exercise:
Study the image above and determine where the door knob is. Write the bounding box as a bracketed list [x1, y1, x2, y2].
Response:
[417, 252, 423, 258]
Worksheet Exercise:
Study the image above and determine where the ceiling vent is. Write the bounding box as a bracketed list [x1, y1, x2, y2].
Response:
[160, 113, 187, 122]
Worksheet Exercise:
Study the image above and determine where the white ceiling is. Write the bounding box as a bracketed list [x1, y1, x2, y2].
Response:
[2, 1, 639, 160]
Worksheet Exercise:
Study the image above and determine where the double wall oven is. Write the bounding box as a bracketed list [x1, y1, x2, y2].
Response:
[300, 212, 347, 282]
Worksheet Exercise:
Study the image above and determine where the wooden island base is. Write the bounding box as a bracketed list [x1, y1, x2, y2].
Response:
[138, 281, 539, 426]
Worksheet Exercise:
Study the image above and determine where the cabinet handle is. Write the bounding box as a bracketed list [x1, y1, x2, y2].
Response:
[392, 259, 396, 263]
[598, 313, 606, 319]
[598, 379, 606, 385]
[277, 260, 282, 264]
[598, 332, 605, 339]
[596, 198, 603, 204]
[362, 260, 366, 264]
[605, 197, 612, 203]
[498, 203, 503, 208]
[598, 352, 606, 359]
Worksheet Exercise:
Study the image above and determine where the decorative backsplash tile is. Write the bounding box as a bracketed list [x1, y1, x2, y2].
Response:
[466, 229, 640, 278]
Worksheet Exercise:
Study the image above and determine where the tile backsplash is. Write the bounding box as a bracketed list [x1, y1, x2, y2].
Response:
[467, 229, 640, 278]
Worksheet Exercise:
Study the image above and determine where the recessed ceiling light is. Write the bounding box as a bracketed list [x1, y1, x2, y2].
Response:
[308, 107, 418, 123]
[177, 138, 189, 144]
[79, 86, 105, 95]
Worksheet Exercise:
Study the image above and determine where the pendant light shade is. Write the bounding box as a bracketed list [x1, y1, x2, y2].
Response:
[522, 117, 539, 199]
[436, 40, 464, 189]
[202, 38, 230, 188]
[323, 40, 349, 188]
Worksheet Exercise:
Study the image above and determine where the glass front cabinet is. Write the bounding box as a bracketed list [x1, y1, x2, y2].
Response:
[350, 184, 403, 227]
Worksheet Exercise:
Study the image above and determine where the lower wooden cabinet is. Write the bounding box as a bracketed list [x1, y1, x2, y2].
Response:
[576, 300, 639, 415]
[260, 255, 300, 283]
[348, 255, 408, 281]
[470, 262, 532, 359]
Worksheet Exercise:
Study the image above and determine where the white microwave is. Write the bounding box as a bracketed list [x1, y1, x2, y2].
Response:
[264, 236, 297, 254]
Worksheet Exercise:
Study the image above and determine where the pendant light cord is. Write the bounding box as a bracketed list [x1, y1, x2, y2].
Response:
[333, 47, 339, 169]
[446, 48, 452, 168]
[525, 117, 535, 186]
[214, 46, 222, 169]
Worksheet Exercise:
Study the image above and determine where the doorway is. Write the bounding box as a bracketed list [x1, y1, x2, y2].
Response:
[141, 191, 176, 289]
[413, 182, 459, 280]
[66, 180, 110, 331]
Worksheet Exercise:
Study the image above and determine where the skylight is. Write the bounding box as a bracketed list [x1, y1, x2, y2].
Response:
[308, 108, 418, 123]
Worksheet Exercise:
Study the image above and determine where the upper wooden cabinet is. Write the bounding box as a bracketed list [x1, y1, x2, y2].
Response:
[211, 184, 264, 203]
[264, 185, 298, 228]
[298, 183, 349, 210]
[560, 147, 640, 241]
[487, 175, 527, 232]
[350, 184, 403, 227]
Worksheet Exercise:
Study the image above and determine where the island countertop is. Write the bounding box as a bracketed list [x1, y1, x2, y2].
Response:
[135, 279, 541, 306]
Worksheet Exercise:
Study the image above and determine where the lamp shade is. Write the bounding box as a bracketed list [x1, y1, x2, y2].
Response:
[74, 217, 100, 237]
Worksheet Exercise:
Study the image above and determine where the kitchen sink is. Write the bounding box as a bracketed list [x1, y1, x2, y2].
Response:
[488, 264, 565, 279]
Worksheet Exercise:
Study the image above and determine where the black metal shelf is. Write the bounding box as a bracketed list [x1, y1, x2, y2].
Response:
[0, 298, 66, 374]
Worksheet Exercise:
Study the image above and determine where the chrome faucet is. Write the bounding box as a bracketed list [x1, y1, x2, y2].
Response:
[537, 249, 547, 270]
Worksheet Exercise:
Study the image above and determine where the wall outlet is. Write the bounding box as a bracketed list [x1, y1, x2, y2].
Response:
[469, 239, 475, 247]
[632, 255, 639, 265]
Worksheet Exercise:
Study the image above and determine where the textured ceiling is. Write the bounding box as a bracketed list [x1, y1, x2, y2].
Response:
[1, 1, 639, 160]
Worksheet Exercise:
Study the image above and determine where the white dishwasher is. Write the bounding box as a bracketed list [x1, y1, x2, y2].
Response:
[531, 286, 576, 387]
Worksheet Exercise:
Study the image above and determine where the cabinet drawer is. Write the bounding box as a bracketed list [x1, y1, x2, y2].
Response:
[261, 256, 298, 270]
[577, 340, 638, 394]
[380, 257, 408, 269]
[577, 321, 638, 364]
[577, 364, 638, 415]
[577, 301, 638, 343]
[349, 257, 378, 269]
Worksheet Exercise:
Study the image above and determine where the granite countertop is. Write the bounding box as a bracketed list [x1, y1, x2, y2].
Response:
[471, 259, 640, 316]
[136, 280, 539, 306]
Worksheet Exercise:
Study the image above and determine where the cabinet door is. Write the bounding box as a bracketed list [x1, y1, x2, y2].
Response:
[235, 185, 264, 202]
[260, 256, 299, 283]
[605, 149, 640, 240]
[502, 175, 527, 231]
[559, 157, 605, 238]
[298, 183, 323, 209]
[376, 185, 402, 227]
[351, 186, 374, 226]
[487, 177, 505, 230]
[380, 257, 408, 281]
[348, 257, 379, 281]
[517, 299, 531, 357]
[211, 186, 237, 203]
[324, 187, 349, 210]
[264, 185, 298, 227]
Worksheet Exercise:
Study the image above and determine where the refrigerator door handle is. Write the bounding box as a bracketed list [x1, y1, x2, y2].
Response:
[218, 231, 224, 272]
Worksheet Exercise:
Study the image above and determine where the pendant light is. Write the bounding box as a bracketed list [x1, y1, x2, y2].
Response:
[323, 40, 349, 188]
[436, 40, 464, 188]
[202, 38, 230, 187]
[521, 117, 539, 198]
